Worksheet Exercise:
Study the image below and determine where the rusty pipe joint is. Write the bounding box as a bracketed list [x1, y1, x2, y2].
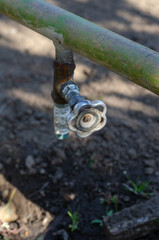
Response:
[58, 81, 107, 138]
[53, 43, 107, 138]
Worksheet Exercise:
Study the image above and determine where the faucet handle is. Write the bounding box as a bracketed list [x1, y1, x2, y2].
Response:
[59, 81, 107, 138]
[67, 99, 107, 138]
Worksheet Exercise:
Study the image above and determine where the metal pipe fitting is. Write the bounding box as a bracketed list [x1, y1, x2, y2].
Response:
[51, 43, 75, 105]
[59, 81, 107, 138]
[52, 44, 74, 140]
[52, 43, 107, 138]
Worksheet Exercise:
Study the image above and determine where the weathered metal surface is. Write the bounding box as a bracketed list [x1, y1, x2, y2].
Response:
[52, 44, 107, 138]
[52, 62, 75, 104]
[0, 0, 159, 95]
[51, 44, 75, 104]
[103, 194, 159, 240]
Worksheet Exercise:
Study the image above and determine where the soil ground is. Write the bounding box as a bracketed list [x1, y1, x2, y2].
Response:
[0, 0, 159, 239]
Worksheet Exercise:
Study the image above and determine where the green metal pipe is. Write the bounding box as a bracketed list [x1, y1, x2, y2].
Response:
[0, 0, 159, 95]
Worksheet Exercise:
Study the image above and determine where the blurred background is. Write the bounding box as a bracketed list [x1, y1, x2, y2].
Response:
[0, 0, 159, 239]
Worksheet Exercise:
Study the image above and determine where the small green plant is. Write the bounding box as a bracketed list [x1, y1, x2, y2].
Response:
[105, 206, 114, 217]
[91, 206, 113, 227]
[91, 218, 103, 227]
[111, 195, 118, 212]
[123, 175, 152, 197]
[67, 208, 80, 232]
[100, 194, 118, 212]
[89, 155, 95, 169]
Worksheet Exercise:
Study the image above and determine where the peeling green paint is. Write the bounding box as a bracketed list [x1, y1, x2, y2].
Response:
[0, 0, 159, 95]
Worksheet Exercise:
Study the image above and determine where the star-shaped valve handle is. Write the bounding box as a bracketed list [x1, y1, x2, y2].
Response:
[59, 81, 107, 138]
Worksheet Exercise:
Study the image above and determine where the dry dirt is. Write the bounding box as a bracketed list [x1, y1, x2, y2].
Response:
[0, 0, 159, 239]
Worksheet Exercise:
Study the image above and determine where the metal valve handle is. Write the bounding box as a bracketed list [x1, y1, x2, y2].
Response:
[53, 44, 107, 139]
[59, 81, 107, 138]
[67, 99, 107, 138]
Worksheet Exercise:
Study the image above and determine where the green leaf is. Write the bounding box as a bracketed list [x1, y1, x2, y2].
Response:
[67, 211, 72, 218]
[107, 209, 113, 216]
[91, 219, 103, 227]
